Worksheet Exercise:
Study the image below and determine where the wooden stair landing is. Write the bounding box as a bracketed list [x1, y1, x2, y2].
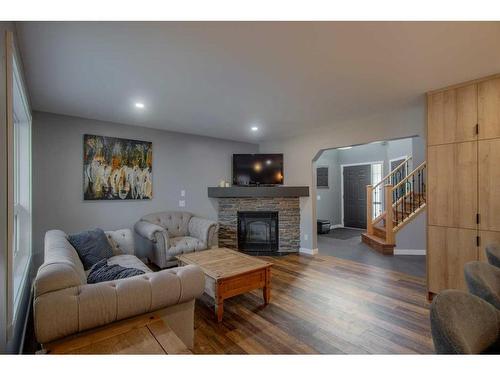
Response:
[361, 232, 395, 255]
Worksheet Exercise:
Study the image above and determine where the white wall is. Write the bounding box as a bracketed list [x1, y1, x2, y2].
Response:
[260, 100, 426, 251]
[32, 111, 258, 262]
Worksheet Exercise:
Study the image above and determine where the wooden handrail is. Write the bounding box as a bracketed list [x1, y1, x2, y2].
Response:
[391, 161, 426, 192]
[372, 156, 412, 190]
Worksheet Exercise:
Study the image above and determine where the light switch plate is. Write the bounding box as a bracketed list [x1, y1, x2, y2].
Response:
[181, 190, 185, 197]
[179, 200, 186, 207]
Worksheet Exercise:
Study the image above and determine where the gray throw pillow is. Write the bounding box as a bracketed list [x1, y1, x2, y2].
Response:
[68, 228, 113, 270]
[87, 259, 145, 284]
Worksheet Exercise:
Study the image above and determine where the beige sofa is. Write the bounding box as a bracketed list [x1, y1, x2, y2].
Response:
[34, 229, 205, 347]
[135, 211, 218, 268]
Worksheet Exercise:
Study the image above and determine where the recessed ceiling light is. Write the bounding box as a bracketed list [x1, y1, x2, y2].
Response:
[338, 146, 353, 150]
[251, 126, 259, 132]
[135, 102, 145, 109]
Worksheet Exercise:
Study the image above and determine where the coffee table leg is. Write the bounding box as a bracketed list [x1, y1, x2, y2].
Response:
[215, 301, 223, 322]
[215, 281, 224, 322]
[263, 287, 270, 305]
[263, 267, 271, 305]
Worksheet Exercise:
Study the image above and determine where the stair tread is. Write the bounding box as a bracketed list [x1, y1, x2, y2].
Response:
[361, 232, 395, 246]
[361, 232, 395, 255]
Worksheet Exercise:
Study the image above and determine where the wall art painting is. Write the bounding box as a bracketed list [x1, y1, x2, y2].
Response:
[83, 134, 152, 200]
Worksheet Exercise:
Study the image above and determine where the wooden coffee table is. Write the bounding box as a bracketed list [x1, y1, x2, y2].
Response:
[177, 248, 272, 322]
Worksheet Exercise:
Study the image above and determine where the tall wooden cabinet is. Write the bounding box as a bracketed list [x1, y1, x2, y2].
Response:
[427, 74, 500, 295]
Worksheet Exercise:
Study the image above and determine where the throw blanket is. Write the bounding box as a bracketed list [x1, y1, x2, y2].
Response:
[87, 259, 145, 284]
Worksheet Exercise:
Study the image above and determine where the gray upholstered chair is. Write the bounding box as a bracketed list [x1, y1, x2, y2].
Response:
[464, 261, 500, 309]
[134, 211, 218, 268]
[485, 243, 500, 268]
[430, 290, 500, 354]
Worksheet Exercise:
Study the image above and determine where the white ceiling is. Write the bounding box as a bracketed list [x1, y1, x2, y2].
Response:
[16, 22, 500, 143]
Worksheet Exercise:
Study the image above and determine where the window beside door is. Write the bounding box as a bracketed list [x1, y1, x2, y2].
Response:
[371, 163, 383, 218]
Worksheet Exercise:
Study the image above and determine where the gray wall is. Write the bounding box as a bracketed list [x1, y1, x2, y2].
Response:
[315, 150, 341, 225]
[260, 100, 426, 251]
[32, 111, 258, 261]
[314, 137, 426, 252]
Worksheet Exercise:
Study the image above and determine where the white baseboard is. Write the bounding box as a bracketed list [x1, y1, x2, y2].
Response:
[330, 224, 343, 229]
[299, 247, 319, 255]
[394, 249, 426, 256]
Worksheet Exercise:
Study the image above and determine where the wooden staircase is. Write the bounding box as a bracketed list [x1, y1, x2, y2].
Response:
[361, 158, 427, 255]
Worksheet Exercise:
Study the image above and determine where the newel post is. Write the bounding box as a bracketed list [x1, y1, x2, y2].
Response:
[385, 184, 394, 244]
[366, 185, 373, 235]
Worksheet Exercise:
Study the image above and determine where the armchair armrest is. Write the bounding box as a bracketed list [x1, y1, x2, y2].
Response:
[134, 220, 166, 242]
[134, 220, 171, 268]
[188, 217, 218, 247]
[34, 264, 205, 344]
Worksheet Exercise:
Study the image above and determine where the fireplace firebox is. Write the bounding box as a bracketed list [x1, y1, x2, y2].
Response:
[237, 211, 279, 253]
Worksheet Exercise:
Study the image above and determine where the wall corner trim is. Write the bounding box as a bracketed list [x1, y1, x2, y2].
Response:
[393, 249, 426, 256]
[299, 247, 319, 256]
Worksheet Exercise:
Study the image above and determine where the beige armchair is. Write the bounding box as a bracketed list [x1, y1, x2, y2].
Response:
[134, 211, 218, 268]
[33, 229, 205, 347]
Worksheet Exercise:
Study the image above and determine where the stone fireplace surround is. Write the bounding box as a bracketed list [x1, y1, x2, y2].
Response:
[217, 197, 300, 254]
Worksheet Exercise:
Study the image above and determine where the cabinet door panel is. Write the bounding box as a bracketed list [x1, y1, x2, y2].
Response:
[478, 78, 500, 140]
[428, 226, 478, 293]
[427, 84, 477, 146]
[479, 139, 500, 231]
[428, 142, 477, 229]
[478, 230, 500, 263]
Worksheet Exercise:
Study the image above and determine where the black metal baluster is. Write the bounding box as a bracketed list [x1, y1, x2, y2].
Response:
[423, 167, 426, 197]
[396, 185, 400, 226]
[401, 186, 404, 223]
[413, 175, 415, 210]
[404, 186, 406, 221]
[418, 170, 421, 206]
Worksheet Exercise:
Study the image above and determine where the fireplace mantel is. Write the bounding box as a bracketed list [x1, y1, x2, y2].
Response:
[208, 186, 309, 198]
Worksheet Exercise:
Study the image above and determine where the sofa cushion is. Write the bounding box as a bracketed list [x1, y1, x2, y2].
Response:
[68, 228, 114, 270]
[87, 259, 145, 284]
[105, 229, 135, 255]
[141, 211, 192, 237]
[108, 254, 152, 274]
[168, 236, 205, 255]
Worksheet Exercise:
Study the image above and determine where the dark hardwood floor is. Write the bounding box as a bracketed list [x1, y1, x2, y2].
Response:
[192, 253, 434, 354]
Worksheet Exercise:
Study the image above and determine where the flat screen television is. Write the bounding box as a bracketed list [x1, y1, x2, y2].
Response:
[233, 154, 284, 186]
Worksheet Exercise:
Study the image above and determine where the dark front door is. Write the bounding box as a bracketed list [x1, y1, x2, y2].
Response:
[343, 164, 371, 229]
